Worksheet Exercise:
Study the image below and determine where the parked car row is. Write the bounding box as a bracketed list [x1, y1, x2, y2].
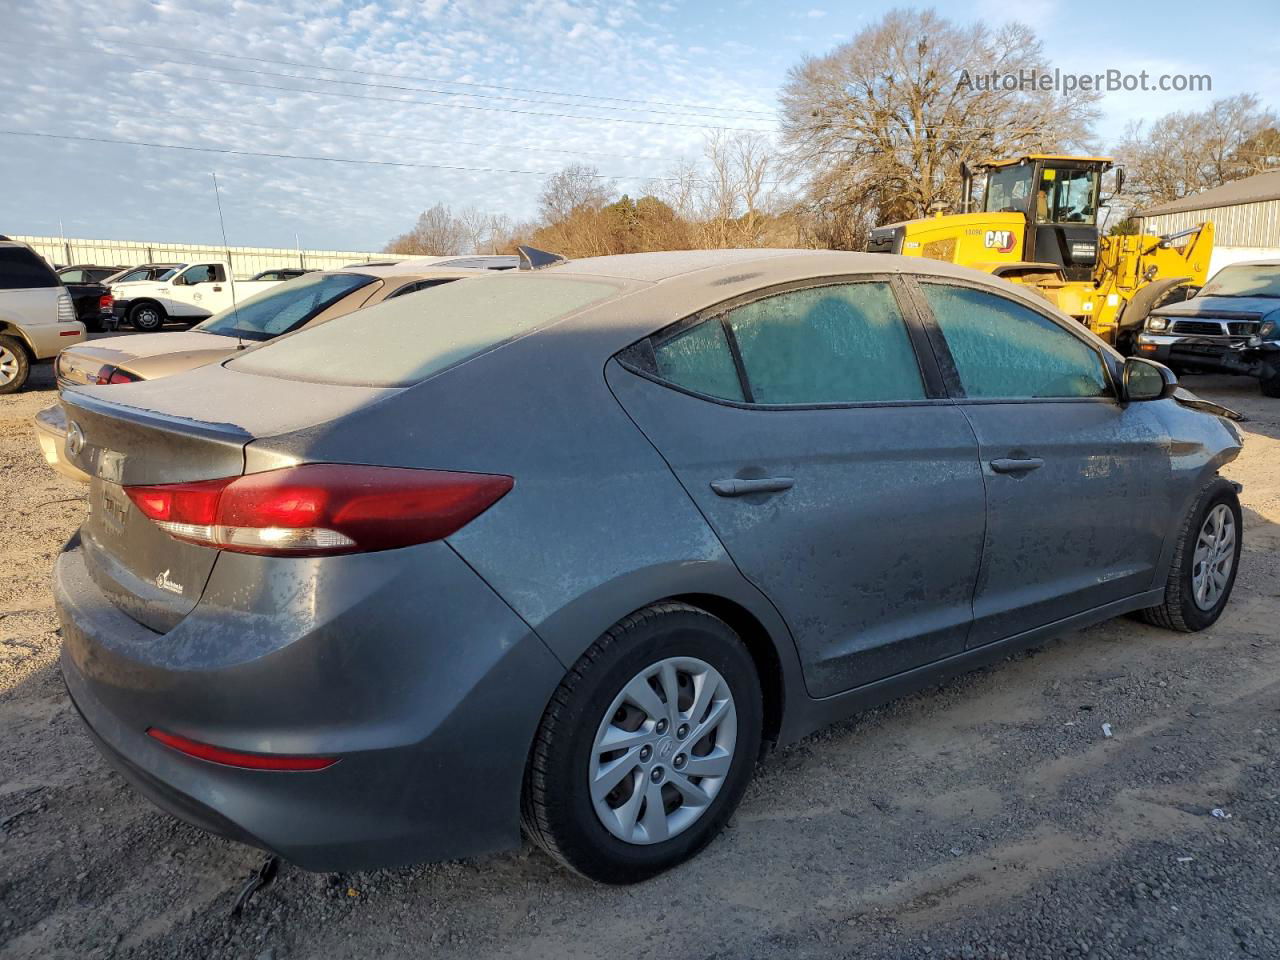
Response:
[39, 246, 1245, 884]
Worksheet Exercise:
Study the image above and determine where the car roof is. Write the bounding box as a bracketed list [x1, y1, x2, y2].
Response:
[542, 248, 1042, 289]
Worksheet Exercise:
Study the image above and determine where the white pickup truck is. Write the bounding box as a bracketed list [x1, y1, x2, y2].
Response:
[111, 261, 283, 330]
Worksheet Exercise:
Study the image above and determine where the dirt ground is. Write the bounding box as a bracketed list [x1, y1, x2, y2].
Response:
[1, 356, 1277, 960]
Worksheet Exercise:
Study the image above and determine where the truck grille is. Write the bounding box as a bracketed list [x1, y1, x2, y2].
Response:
[1171, 320, 1227, 336]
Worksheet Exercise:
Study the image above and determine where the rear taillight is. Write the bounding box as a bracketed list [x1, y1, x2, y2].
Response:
[95, 364, 140, 384]
[99, 293, 114, 314]
[124, 464, 513, 556]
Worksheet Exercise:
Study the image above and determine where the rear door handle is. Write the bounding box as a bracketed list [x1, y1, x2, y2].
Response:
[710, 477, 795, 497]
[989, 457, 1045, 474]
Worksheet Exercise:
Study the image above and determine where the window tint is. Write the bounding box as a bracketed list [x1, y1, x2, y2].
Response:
[919, 283, 1109, 399]
[0, 246, 58, 289]
[652, 320, 744, 401]
[179, 265, 213, 284]
[195, 272, 376, 341]
[726, 282, 925, 404]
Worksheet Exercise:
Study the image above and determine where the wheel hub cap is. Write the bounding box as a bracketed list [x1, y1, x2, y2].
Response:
[1191, 503, 1235, 611]
[589, 656, 737, 845]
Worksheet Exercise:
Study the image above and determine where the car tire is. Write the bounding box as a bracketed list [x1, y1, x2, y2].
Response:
[0, 334, 31, 394]
[1260, 368, 1280, 398]
[1139, 477, 1242, 632]
[522, 602, 762, 884]
[129, 302, 166, 331]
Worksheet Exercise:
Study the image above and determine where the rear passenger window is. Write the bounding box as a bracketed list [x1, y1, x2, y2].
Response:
[0, 246, 59, 289]
[727, 282, 925, 404]
[919, 283, 1110, 399]
[652, 319, 745, 402]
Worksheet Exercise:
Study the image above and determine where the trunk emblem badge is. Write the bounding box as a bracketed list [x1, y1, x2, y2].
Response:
[155, 569, 184, 595]
[66, 421, 85, 457]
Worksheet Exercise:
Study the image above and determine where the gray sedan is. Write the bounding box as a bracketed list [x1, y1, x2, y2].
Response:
[53, 250, 1243, 884]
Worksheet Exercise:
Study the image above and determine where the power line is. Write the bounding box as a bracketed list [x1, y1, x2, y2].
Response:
[0, 37, 777, 126]
[136, 69, 776, 133]
[85, 35, 779, 120]
[136, 108, 679, 164]
[0, 128, 727, 181]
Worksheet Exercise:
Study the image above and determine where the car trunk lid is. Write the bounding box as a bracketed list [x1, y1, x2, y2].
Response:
[61, 365, 397, 631]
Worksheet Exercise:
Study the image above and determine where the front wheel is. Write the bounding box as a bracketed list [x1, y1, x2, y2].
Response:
[522, 602, 762, 884]
[1139, 477, 1242, 632]
[128, 302, 166, 331]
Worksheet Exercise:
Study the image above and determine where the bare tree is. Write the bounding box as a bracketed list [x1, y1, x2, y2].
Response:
[779, 9, 1100, 248]
[538, 164, 614, 224]
[1115, 94, 1280, 206]
[386, 203, 469, 255]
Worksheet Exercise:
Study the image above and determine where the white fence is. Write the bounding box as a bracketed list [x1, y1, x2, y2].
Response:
[13, 235, 406, 279]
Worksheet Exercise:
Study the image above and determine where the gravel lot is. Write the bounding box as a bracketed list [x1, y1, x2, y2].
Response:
[2, 354, 1277, 960]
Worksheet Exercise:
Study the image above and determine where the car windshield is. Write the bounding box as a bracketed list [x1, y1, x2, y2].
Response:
[195, 271, 377, 341]
[157, 266, 182, 281]
[229, 273, 618, 386]
[1199, 263, 1280, 299]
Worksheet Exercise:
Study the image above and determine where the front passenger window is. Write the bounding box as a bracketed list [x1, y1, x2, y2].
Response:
[919, 284, 1110, 399]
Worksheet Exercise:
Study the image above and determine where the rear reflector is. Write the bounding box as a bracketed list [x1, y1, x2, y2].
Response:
[96, 364, 140, 384]
[124, 463, 513, 557]
[59, 330, 80, 337]
[147, 728, 338, 771]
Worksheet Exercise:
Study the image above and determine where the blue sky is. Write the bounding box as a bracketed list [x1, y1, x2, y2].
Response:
[0, 0, 1274, 252]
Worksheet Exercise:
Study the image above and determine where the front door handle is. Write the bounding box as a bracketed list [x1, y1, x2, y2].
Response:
[212, 285, 223, 291]
[710, 477, 795, 497]
[989, 457, 1045, 474]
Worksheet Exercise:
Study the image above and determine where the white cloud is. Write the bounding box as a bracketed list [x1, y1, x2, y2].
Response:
[0, 0, 779, 249]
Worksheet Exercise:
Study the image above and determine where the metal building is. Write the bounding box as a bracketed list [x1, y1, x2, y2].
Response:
[1138, 170, 1280, 276]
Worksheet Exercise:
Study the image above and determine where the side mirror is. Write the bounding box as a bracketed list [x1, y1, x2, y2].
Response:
[1123, 356, 1176, 401]
[172, 274, 187, 286]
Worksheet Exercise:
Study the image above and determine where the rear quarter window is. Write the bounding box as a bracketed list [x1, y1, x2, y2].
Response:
[228, 274, 618, 387]
[0, 247, 59, 290]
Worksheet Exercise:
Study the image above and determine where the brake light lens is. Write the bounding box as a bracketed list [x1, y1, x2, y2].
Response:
[99, 293, 114, 314]
[147, 728, 337, 771]
[124, 464, 513, 556]
[96, 364, 140, 384]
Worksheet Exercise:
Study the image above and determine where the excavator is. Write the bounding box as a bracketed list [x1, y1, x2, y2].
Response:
[866, 155, 1214, 352]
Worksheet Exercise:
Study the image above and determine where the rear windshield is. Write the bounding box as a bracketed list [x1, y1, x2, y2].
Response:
[195, 271, 377, 341]
[229, 274, 617, 386]
[0, 246, 59, 289]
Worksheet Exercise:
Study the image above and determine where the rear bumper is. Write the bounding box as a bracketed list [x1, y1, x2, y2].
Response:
[55, 536, 564, 871]
[22, 322, 87, 359]
[33, 403, 91, 484]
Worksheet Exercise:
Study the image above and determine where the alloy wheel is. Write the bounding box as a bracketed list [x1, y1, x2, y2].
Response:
[1192, 503, 1236, 611]
[589, 656, 737, 845]
[0, 345, 17, 386]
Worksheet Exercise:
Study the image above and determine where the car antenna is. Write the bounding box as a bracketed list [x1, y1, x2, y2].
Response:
[211, 172, 245, 350]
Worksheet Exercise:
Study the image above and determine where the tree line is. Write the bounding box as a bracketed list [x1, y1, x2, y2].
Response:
[387, 8, 1279, 258]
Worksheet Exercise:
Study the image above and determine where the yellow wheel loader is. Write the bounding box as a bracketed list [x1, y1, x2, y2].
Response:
[866, 155, 1214, 352]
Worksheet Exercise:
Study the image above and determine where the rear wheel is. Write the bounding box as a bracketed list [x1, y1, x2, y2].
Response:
[1139, 477, 1242, 631]
[522, 602, 762, 884]
[129, 302, 166, 331]
[0, 335, 30, 394]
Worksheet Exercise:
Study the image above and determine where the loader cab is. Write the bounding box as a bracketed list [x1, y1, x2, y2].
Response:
[979, 156, 1109, 281]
